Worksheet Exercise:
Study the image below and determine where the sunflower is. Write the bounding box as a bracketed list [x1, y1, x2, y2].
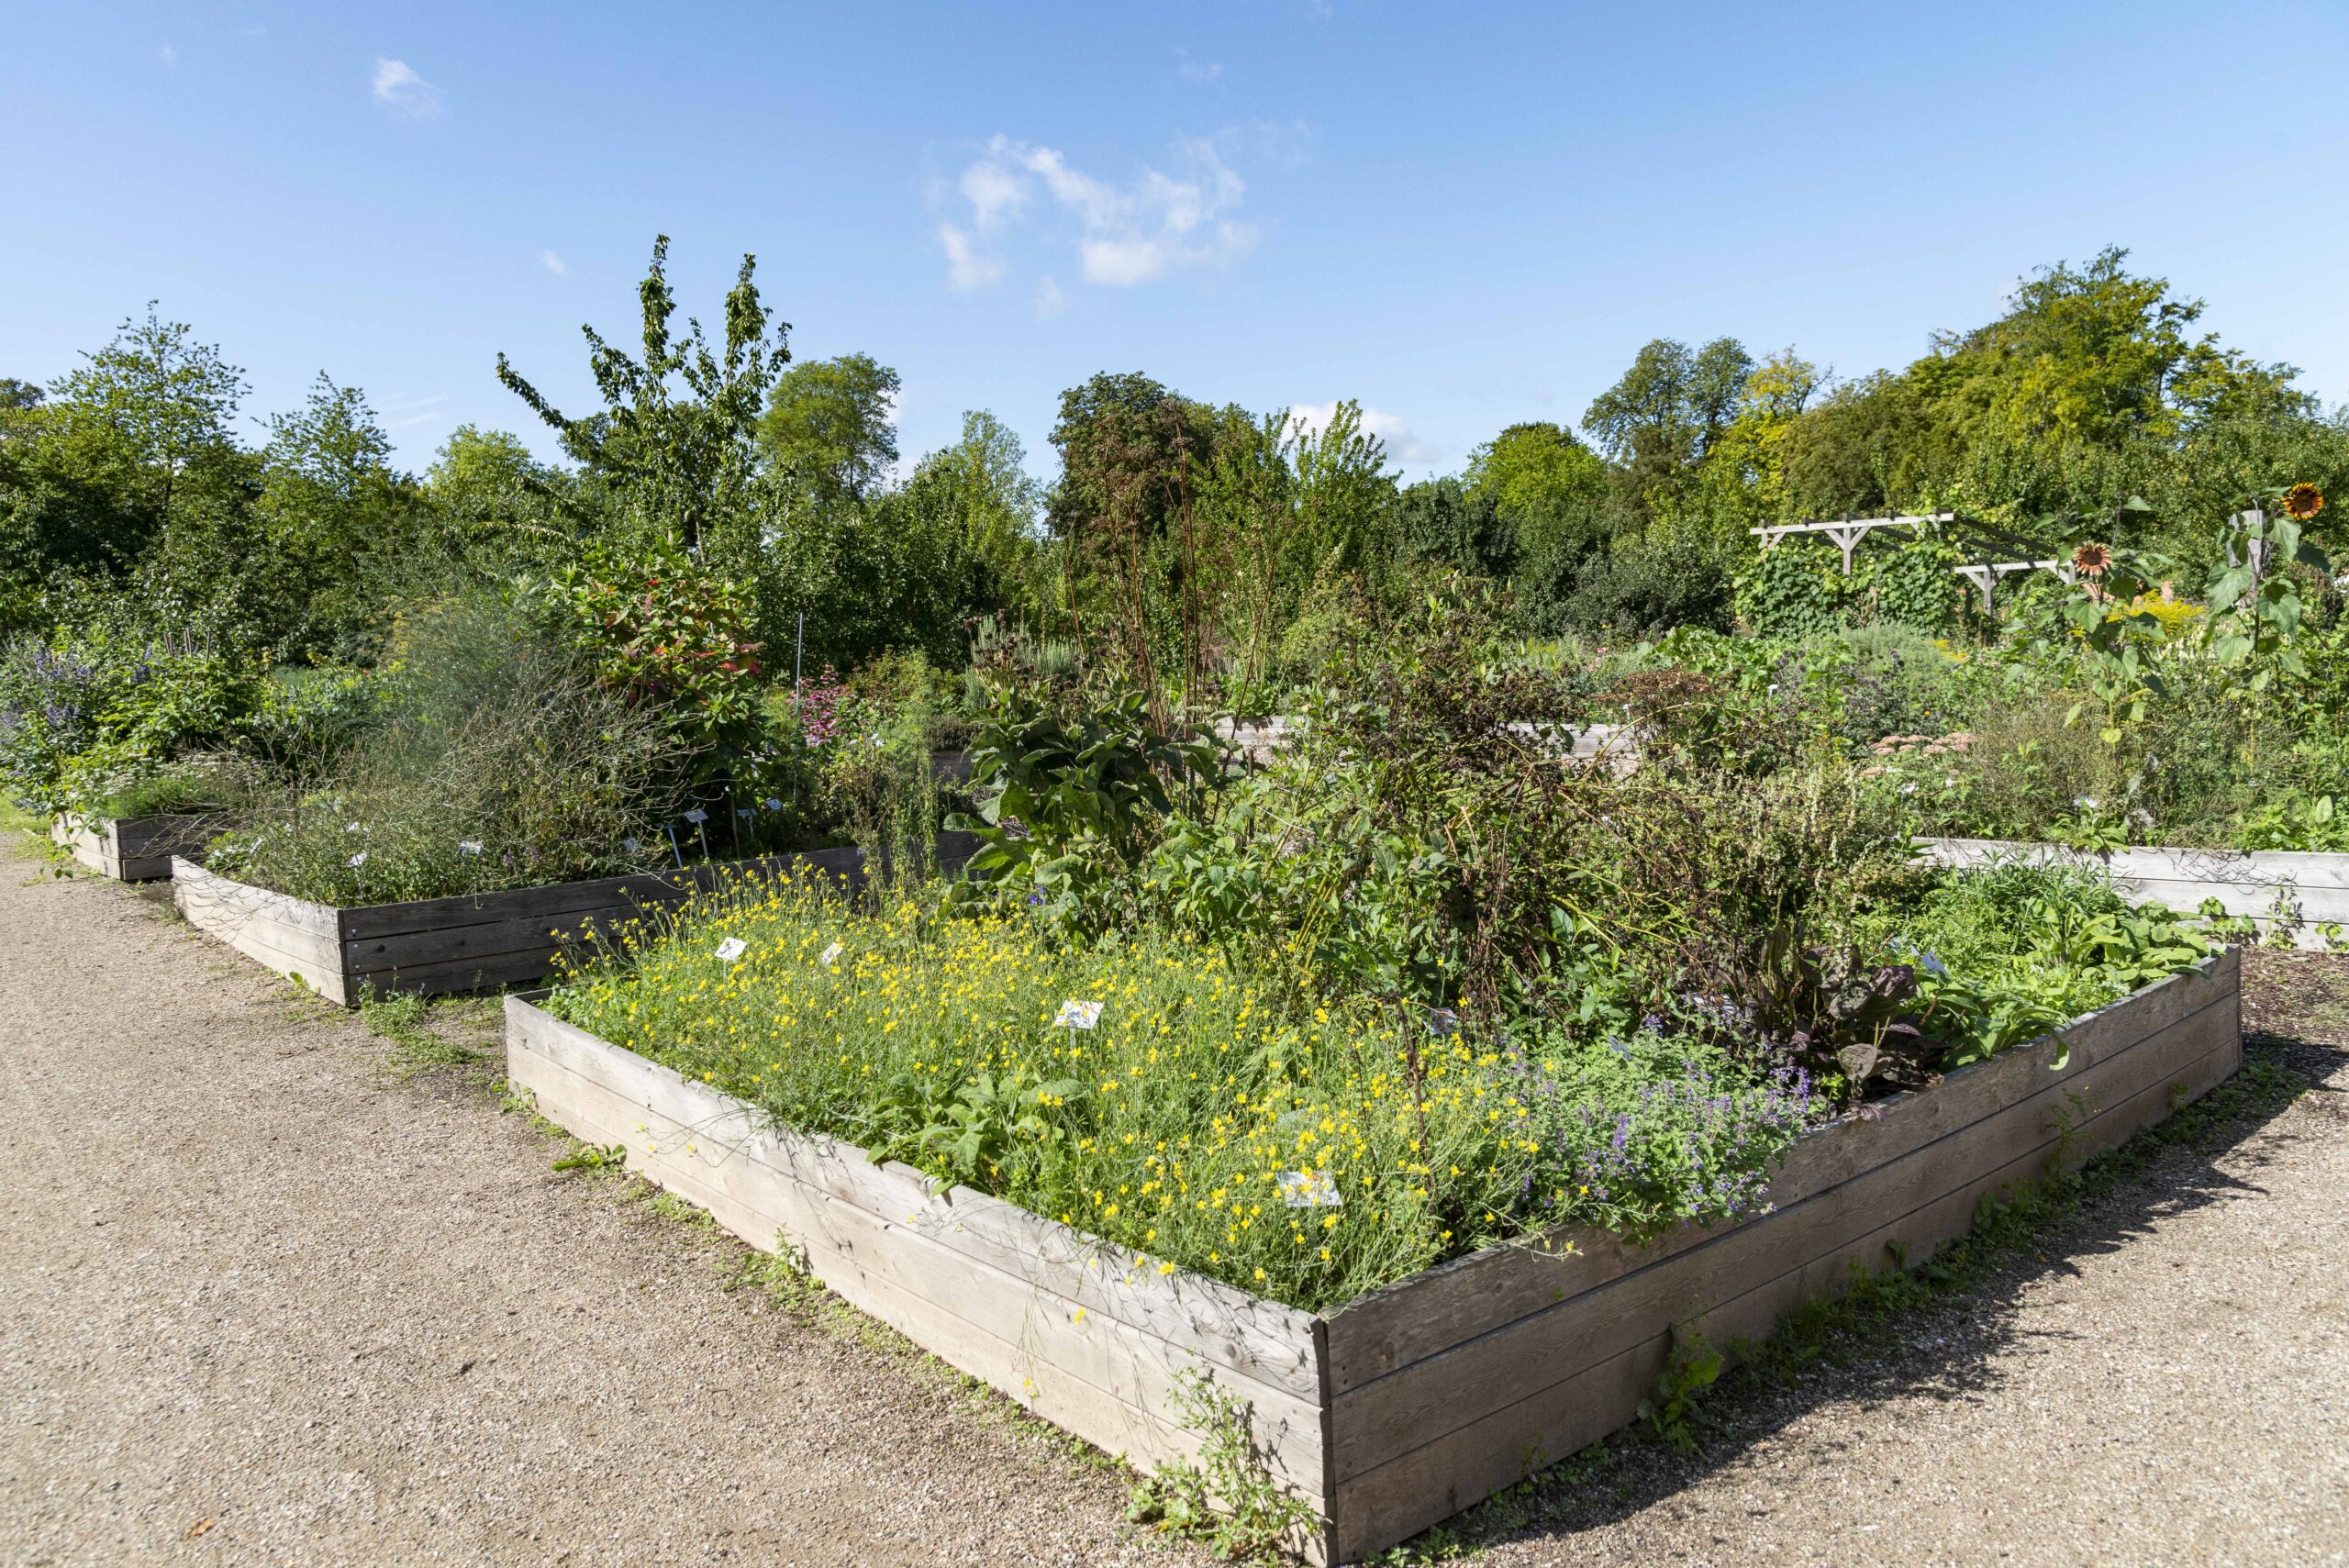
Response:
[2072, 542, 2114, 578]
[2282, 484, 2325, 522]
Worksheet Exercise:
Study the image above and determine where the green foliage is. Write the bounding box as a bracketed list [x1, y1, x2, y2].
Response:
[536, 536, 773, 803]
[1732, 534, 1963, 639]
[1559, 530, 1736, 638]
[1636, 1326, 1724, 1451]
[948, 688, 1218, 938]
[1866, 860, 2211, 1070]
[1128, 1370, 1315, 1561]
[0, 617, 265, 813]
[759, 351, 901, 506]
[202, 598, 692, 904]
[496, 234, 786, 560]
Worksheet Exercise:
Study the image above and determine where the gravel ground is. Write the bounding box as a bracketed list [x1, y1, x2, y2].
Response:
[0, 848, 1198, 1568]
[2, 843, 2343, 1568]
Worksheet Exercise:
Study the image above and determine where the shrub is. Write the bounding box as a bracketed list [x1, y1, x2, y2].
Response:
[0, 621, 262, 814]
[205, 601, 691, 904]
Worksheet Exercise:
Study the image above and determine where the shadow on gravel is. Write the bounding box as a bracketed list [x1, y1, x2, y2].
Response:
[1391, 948, 2349, 1564]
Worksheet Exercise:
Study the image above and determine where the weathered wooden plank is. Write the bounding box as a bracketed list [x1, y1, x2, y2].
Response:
[508, 996, 1325, 1402]
[348, 946, 600, 1000]
[177, 846, 896, 1006]
[1325, 980, 2235, 1479]
[344, 902, 662, 973]
[171, 859, 348, 1000]
[1325, 992, 2239, 1559]
[1923, 838, 2349, 947]
[505, 1041, 1289, 1490]
[507, 999, 1333, 1534]
[52, 814, 210, 882]
[50, 815, 110, 876]
[337, 849, 865, 940]
[1320, 951, 2230, 1393]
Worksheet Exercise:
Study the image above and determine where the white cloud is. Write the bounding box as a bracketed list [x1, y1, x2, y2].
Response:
[1287, 402, 1440, 465]
[959, 160, 1026, 231]
[372, 57, 440, 117]
[1036, 274, 1065, 319]
[540, 250, 567, 274]
[939, 223, 1003, 291]
[1176, 50, 1221, 83]
[937, 135, 1256, 291]
[382, 393, 448, 433]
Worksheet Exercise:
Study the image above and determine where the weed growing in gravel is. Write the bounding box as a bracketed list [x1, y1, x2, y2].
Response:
[357, 989, 491, 1074]
[1127, 1370, 1317, 1562]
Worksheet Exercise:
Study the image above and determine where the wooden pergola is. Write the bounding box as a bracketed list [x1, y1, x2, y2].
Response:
[1752, 513, 2076, 611]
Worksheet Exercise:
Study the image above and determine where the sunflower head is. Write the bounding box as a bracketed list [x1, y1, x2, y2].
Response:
[2282, 484, 2325, 522]
[2072, 542, 2114, 578]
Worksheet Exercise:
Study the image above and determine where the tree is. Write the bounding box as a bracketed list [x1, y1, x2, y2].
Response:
[1582, 337, 1753, 522]
[1395, 475, 1511, 578]
[49, 306, 249, 546]
[1694, 348, 1821, 533]
[1046, 372, 1227, 549]
[238, 373, 415, 653]
[496, 235, 788, 556]
[760, 352, 901, 506]
[0, 379, 43, 413]
[1464, 421, 1609, 584]
[1290, 399, 1398, 581]
[0, 310, 252, 629]
[1046, 372, 1232, 703]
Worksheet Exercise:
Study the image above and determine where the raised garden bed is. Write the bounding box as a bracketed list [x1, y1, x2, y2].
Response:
[1924, 837, 2349, 949]
[507, 947, 2239, 1563]
[50, 812, 211, 882]
[173, 834, 977, 1006]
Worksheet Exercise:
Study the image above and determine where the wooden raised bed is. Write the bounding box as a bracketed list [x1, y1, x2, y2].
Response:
[173, 836, 976, 1006]
[50, 812, 211, 882]
[508, 949, 2239, 1563]
[1924, 836, 2349, 950]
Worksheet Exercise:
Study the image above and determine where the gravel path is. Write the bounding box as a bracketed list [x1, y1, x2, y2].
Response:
[0, 850, 1194, 1568]
[2, 844, 2343, 1567]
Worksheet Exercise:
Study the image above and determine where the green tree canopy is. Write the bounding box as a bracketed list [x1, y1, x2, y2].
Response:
[496, 235, 789, 555]
[759, 352, 901, 506]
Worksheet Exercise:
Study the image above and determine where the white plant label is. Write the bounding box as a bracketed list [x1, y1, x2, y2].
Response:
[684, 807, 708, 825]
[1053, 999, 1103, 1030]
[713, 937, 748, 962]
[818, 941, 844, 967]
[1277, 1170, 1342, 1208]
[458, 840, 483, 856]
[347, 851, 367, 869]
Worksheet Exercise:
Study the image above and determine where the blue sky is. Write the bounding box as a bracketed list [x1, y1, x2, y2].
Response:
[6, 1, 2346, 485]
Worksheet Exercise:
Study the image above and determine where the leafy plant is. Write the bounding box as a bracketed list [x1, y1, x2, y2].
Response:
[1126, 1369, 1315, 1562]
[1635, 1325, 1724, 1451]
[948, 687, 1218, 937]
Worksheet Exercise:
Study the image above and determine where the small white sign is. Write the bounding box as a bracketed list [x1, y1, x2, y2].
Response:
[684, 807, 708, 825]
[713, 937, 748, 962]
[347, 851, 367, 869]
[818, 941, 844, 967]
[764, 796, 783, 812]
[1277, 1171, 1342, 1208]
[1053, 999, 1103, 1030]
[458, 840, 483, 856]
